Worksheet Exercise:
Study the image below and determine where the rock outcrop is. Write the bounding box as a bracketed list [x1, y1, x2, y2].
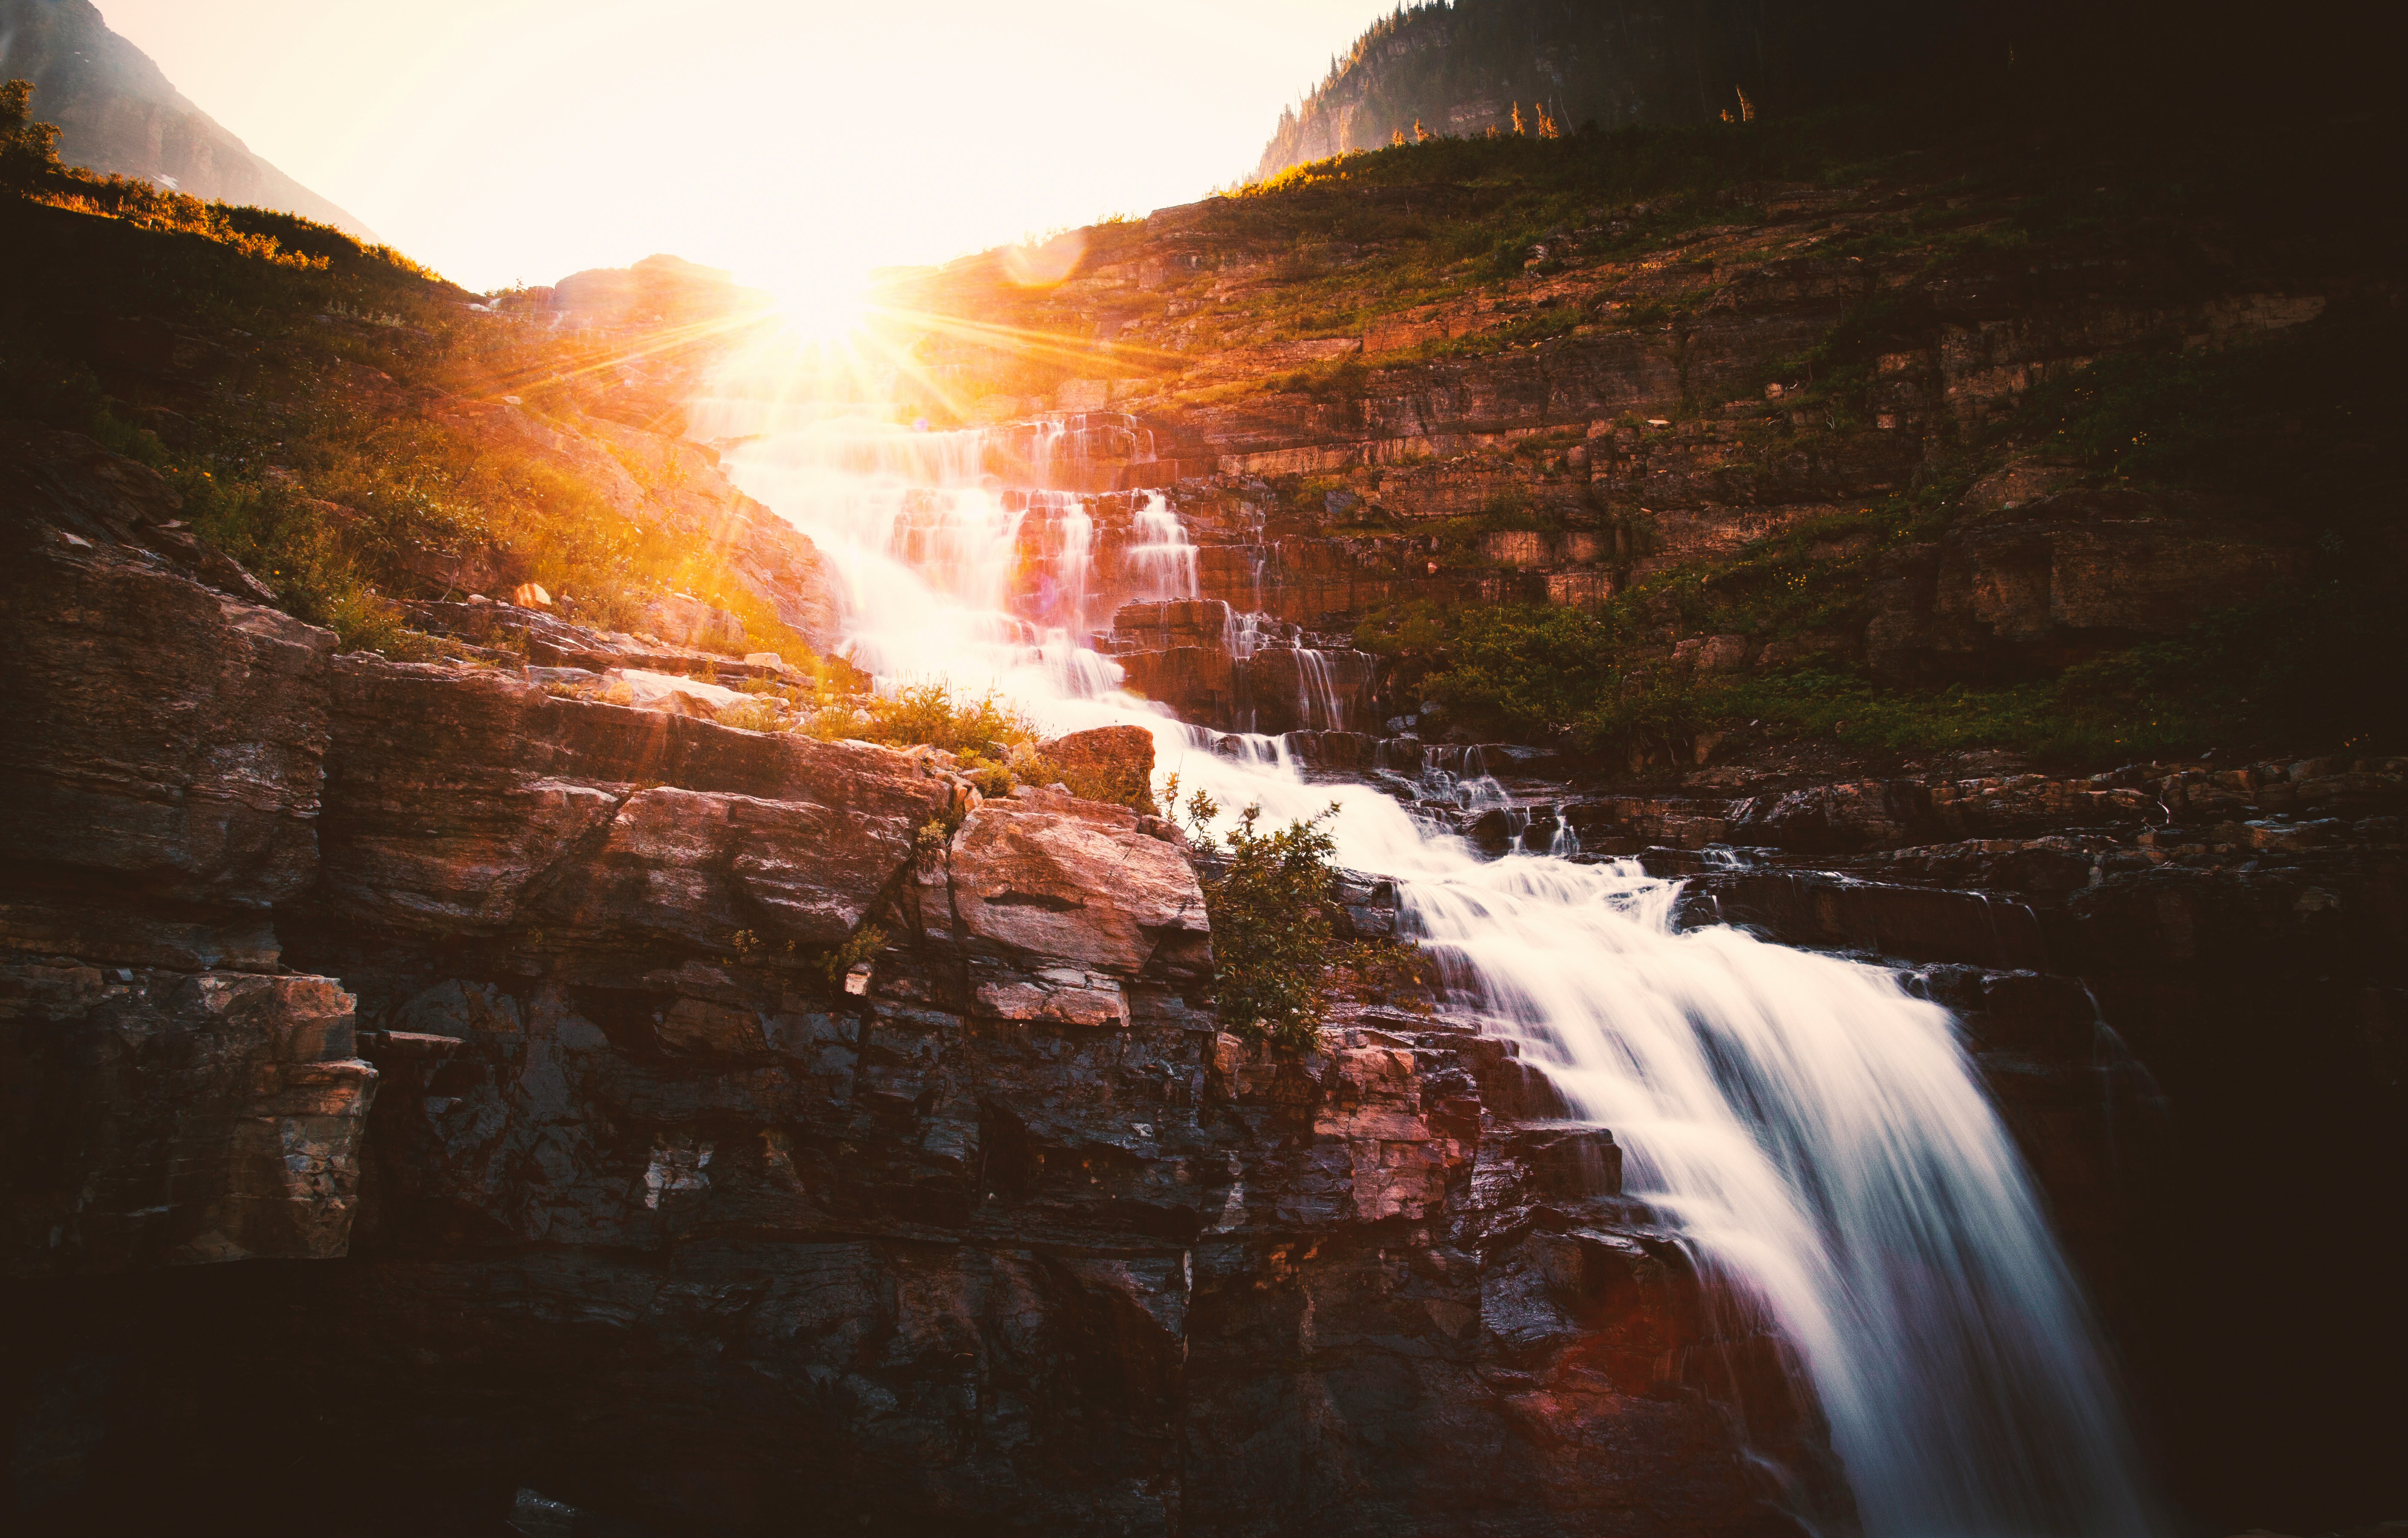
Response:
[1035, 724, 1159, 813]
[1107, 599, 1381, 734]
[0, 424, 375, 1275]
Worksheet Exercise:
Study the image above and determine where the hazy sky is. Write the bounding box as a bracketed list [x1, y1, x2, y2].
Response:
[91, 0, 1394, 298]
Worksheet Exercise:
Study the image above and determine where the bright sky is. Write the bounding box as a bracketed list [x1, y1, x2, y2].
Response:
[93, 0, 1394, 297]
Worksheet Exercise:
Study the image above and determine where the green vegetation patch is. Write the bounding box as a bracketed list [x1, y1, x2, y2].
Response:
[1164, 783, 1429, 1050]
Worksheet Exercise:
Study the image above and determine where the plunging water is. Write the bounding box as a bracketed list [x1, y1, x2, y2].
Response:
[700, 396, 2160, 1538]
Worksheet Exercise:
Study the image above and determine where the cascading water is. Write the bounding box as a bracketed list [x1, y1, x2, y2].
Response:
[700, 384, 2161, 1538]
[1294, 645, 1346, 731]
[1404, 858, 2158, 1537]
[1547, 802, 1582, 857]
[1127, 491, 1200, 600]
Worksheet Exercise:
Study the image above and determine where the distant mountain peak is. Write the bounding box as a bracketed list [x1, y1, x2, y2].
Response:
[0, 0, 373, 238]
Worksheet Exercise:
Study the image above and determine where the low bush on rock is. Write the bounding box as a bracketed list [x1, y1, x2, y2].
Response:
[1168, 781, 1431, 1050]
[1172, 784, 1342, 1050]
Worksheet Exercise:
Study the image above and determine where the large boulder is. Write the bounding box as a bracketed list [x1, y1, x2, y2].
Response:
[1038, 724, 1157, 812]
[950, 790, 1210, 1026]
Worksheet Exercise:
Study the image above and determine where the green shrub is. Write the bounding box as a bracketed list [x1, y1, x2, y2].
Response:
[850, 683, 1041, 756]
[818, 925, 888, 987]
[1171, 783, 1344, 1051]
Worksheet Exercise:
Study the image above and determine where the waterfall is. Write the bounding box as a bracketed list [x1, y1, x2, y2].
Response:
[1404, 857, 2158, 1538]
[1222, 608, 1263, 660]
[1294, 646, 1345, 731]
[711, 393, 2162, 1538]
[1548, 801, 1581, 857]
[1127, 491, 1200, 600]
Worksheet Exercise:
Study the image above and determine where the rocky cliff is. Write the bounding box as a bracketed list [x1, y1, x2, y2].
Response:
[831, 97, 2407, 1523]
[13, 414, 2401, 1535]
[0, 427, 1845, 1535]
[4, 35, 2404, 1530]
[887, 81, 2401, 768]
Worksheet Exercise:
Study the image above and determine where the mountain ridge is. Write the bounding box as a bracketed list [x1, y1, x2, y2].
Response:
[1253, 0, 1968, 183]
[0, 0, 372, 238]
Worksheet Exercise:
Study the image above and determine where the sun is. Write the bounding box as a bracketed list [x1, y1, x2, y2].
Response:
[758, 262, 872, 345]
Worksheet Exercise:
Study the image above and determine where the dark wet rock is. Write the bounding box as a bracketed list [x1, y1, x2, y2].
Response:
[1668, 868, 2053, 970]
[0, 963, 373, 1275]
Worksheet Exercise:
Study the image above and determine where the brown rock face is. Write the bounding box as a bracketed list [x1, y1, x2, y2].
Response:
[0, 428, 377, 1275]
[0, 964, 371, 1274]
[315, 657, 946, 953]
[1862, 489, 2314, 676]
[951, 792, 1210, 1030]
[1, 430, 331, 970]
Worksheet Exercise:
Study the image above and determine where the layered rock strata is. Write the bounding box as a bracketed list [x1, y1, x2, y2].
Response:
[0, 425, 374, 1274]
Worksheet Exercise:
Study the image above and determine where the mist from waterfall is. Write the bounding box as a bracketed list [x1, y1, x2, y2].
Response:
[697, 392, 2162, 1538]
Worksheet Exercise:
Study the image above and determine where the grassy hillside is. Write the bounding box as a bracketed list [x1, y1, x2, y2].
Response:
[2, 79, 800, 657]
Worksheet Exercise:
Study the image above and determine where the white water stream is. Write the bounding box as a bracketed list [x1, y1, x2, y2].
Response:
[701, 403, 2160, 1537]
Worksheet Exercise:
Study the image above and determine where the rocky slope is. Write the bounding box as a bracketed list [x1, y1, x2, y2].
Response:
[884, 88, 2401, 767]
[9, 412, 2402, 1532]
[4, 50, 2404, 1533]
[837, 102, 2405, 1525]
[0, 0, 371, 236]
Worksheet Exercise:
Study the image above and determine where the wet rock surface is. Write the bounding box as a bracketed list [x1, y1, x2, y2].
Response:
[1106, 599, 1381, 735]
